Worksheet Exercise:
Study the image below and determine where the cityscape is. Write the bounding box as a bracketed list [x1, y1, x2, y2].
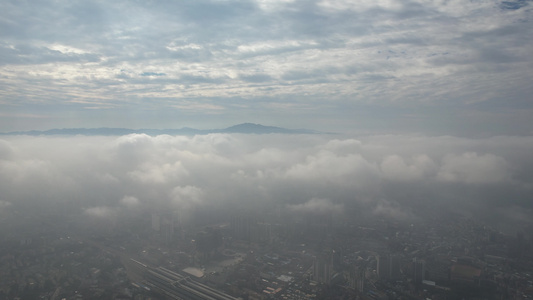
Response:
[1, 195, 532, 300]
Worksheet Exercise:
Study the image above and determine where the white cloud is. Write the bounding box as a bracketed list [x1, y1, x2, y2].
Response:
[47, 43, 90, 55]
[287, 198, 344, 215]
[381, 154, 436, 182]
[285, 151, 380, 188]
[128, 161, 189, 184]
[255, 0, 296, 11]
[373, 199, 414, 221]
[318, 0, 403, 12]
[120, 195, 140, 208]
[1, 0, 531, 135]
[0, 139, 14, 159]
[437, 152, 510, 184]
[170, 185, 204, 205]
[0, 200, 12, 210]
[83, 206, 116, 218]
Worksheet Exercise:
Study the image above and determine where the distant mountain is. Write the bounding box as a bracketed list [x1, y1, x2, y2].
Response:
[220, 123, 317, 134]
[1, 123, 321, 136]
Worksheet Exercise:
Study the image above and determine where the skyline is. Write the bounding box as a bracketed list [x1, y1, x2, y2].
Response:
[1, 0, 532, 136]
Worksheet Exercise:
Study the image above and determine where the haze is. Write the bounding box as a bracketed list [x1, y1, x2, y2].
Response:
[1, 0, 533, 299]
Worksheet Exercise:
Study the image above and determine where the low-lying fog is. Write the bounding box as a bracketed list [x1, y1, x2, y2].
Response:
[1, 133, 532, 233]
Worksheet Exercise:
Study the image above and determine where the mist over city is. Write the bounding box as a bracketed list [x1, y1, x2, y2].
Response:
[1, 0, 533, 299]
[2, 132, 533, 231]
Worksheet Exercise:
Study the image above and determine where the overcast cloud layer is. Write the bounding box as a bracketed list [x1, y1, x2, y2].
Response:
[1, 134, 532, 232]
[1, 0, 532, 135]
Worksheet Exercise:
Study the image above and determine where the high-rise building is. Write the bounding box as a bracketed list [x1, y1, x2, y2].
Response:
[160, 215, 175, 245]
[230, 214, 256, 241]
[377, 254, 401, 281]
[151, 213, 160, 232]
[313, 251, 333, 284]
[412, 258, 426, 284]
[356, 266, 366, 292]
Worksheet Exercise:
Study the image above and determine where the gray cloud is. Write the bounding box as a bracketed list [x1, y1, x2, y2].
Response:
[0, 200, 12, 210]
[437, 152, 510, 184]
[83, 206, 116, 219]
[373, 199, 416, 222]
[287, 198, 344, 215]
[0, 139, 13, 159]
[120, 195, 140, 208]
[381, 154, 437, 182]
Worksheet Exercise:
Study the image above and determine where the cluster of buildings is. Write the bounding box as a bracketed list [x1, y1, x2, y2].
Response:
[1, 205, 532, 299]
[0, 235, 132, 299]
[139, 209, 533, 299]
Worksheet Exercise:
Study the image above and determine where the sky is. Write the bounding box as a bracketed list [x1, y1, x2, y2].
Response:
[1, 0, 532, 135]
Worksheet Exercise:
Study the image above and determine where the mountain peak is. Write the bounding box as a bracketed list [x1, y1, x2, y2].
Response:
[223, 123, 291, 134]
